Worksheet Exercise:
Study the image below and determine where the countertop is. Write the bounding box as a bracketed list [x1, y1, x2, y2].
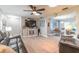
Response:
[0, 44, 15, 53]
[59, 38, 79, 49]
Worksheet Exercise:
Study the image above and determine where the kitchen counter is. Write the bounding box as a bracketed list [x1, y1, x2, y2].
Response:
[60, 39, 79, 49]
[59, 37, 79, 53]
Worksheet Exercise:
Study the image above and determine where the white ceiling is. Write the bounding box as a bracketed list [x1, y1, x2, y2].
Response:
[0, 5, 33, 17]
[0, 5, 77, 17]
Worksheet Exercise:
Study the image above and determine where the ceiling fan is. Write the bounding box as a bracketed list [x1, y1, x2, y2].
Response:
[24, 5, 45, 15]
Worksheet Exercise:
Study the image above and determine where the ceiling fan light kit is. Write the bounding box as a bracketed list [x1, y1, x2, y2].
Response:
[35, 13, 40, 15]
[32, 11, 37, 14]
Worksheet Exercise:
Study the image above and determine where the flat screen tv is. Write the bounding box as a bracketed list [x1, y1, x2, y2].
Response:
[25, 19, 36, 28]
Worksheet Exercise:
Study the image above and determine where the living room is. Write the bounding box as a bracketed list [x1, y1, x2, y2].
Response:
[0, 5, 79, 53]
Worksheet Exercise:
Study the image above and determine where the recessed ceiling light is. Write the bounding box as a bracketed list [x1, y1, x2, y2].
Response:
[48, 5, 58, 7]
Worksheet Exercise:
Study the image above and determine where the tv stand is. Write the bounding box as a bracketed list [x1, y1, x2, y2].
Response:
[23, 27, 38, 37]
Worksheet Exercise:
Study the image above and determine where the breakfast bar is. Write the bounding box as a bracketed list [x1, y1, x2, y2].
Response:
[59, 37, 79, 53]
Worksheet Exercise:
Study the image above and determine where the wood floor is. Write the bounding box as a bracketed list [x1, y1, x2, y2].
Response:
[22, 36, 60, 53]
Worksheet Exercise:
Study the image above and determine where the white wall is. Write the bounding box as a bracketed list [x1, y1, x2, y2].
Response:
[0, 15, 3, 31]
[5, 15, 21, 36]
[40, 17, 47, 37]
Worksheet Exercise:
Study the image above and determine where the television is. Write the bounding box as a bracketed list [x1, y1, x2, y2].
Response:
[25, 19, 36, 28]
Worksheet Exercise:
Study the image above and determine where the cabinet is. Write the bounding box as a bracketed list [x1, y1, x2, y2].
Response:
[59, 40, 79, 53]
[23, 28, 38, 37]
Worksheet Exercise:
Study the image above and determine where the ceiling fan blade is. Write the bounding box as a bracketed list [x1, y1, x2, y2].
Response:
[33, 6, 36, 11]
[24, 10, 32, 11]
[31, 13, 33, 15]
[36, 8, 45, 11]
[29, 5, 34, 9]
[37, 11, 42, 14]
[29, 5, 36, 11]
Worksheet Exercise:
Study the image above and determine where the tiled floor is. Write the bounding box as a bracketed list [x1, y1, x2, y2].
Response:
[22, 36, 60, 53]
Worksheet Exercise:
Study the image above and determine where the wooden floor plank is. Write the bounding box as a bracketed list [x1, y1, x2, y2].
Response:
[22, 36, 60, 53]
